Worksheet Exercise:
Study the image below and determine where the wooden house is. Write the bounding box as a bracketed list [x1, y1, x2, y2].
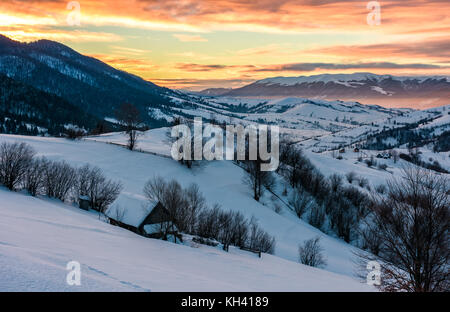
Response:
[107, 198, 179, 242]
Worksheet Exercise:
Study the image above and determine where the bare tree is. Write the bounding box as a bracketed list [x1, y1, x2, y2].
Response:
[143, 177, 187, 234]
[298, 236, 327, 268]
[346, 171, 357, 184]
[197, 204, 222, 239]
[358, 167, 449, 292]
[183, 183, 206, 233]
[77, 164, 123, 213]
[115, 103, 142, 150]
[279, 143, 312, 188]
[0, 142, 35, 191]
[42, 160, 77, 202]
[390, 149, 399, 163]
[290, 188, 315, 218]
[242, 159, 275, 201]
[329, 173, 343, 193]
[247, 216, 276, 254]
[23, 158, 45, 196]
[308, 202, 325, 230]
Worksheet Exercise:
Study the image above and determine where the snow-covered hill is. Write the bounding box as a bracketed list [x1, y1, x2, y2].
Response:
[0, 133, 380, 291]
[0, 188, 373, 291]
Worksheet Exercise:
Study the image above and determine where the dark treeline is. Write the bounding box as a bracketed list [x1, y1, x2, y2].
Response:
[362, 116, 450, 152]
[279, 142, 371, 243]
[0, 74, 100, 136]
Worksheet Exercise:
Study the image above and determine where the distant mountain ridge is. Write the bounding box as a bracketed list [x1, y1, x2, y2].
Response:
[0, 35, 174, 127]
[211, 73, 450, 109]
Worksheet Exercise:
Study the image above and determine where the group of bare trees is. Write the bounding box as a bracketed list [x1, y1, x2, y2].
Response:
[358, 167, 449, 292]
[0, 142, 35, 191]
[280, 140, 449, 291]
[0, 142, 122, 212]
[144, 176, 276, 254]
[280, 142, 371, 243]
[78, 164, 123, 212]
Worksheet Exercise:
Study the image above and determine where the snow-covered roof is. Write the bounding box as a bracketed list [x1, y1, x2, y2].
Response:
[106, 193, 159, 228]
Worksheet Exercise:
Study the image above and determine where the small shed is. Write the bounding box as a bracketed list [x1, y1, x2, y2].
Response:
[107, 196, 178, 242]
[78, 195, 91, 211]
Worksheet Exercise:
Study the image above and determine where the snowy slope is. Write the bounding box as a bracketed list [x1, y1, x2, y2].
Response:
[0, 189, 373, 292]
[0, 134, 368, 280]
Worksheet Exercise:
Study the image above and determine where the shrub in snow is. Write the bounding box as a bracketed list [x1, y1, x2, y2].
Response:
[375, 184, 387, 194]
[0, 142, 35, 191]
[358, 177, 369, 188]
[377, 163, 388, 171]
[247, 217, 276, 254]
[298, 236, 327, 268]
[346, 171, 356, 184]
[65, 127, 86, 140]
[365, 156, 377, 167]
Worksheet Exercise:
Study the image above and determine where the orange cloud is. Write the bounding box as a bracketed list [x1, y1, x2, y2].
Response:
[306, 37, 450, 62]
[88, 53, 158, 73]
[2, 0, 449, 34]
[1, 0, 449, 90]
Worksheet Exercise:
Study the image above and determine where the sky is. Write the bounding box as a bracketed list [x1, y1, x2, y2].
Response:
[0, 0, 449, 90]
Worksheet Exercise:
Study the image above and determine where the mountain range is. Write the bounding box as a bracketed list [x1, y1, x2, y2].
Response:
[0, 34, 449, 136]
[0, 35, 174, 134]
[200, 73, 450, 109]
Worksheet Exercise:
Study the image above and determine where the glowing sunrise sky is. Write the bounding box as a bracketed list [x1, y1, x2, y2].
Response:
[0, 0, 449, 90]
